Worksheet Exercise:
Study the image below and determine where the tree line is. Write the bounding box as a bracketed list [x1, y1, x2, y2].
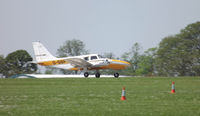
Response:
[0, 50, 37, 78]
[120, 21, 200, 76]
[1, 21, 200, 77]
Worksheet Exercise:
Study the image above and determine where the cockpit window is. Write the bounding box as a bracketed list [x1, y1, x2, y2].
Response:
[84, 57, 89, 61]
[91, 56, 98, 60]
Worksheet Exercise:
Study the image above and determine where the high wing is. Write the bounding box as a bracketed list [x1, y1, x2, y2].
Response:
[64, 58, 93, 68]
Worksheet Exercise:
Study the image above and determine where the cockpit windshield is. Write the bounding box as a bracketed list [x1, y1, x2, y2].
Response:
[91, 56, 98, 60]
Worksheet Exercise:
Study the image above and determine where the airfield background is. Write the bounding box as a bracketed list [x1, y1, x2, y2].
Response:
[1, 21, 200, 78]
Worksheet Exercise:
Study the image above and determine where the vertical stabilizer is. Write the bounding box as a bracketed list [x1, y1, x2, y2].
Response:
[32, 42, 56, 62]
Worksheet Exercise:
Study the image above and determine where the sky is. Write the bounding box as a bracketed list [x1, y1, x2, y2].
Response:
[0, 0, 200, 58]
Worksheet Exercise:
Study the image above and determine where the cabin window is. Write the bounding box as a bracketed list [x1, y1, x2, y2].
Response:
[91, 56, 98, 60]
[84, 57, 89, 61]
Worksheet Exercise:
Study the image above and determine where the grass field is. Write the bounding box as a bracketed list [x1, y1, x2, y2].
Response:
[0, 77, 200, 116]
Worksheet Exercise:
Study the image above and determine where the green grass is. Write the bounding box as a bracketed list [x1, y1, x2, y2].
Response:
[0, 77, 200, 116]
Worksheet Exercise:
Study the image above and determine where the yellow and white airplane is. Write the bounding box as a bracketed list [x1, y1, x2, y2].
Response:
[32, 42, 130, 78]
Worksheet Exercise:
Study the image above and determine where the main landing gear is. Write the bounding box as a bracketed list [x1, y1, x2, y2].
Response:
[84, 72, 100, 78]
[95, 72, 100, 78]
[84, 72, 89, 78]
[83, 72, 120, 78]
[84, 71, 101, 78]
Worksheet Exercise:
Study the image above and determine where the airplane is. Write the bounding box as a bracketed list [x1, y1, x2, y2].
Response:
[32, 42, 130, 78]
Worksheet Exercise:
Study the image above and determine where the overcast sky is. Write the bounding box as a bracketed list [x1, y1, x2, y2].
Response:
[1, 0, 200, 58]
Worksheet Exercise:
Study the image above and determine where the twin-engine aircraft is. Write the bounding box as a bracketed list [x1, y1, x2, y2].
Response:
[32, 42, 130, 78]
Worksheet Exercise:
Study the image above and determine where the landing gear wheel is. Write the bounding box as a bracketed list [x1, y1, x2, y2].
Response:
[95, 73, 101, 78]
[84, 72, 89, 78]
[114, 73, 119, 78]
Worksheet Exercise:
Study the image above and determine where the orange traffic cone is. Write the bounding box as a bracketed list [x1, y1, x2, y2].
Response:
[121, 87, 126, 100]
[171, 82, 175, 94]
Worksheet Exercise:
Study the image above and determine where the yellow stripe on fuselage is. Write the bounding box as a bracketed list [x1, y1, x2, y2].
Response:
[90, 59, 130, 70]
[38, 59, 130, 71]
[68, 59, 130, 71]
[38, 60, 68, 66]
[111, 59, 130, 65]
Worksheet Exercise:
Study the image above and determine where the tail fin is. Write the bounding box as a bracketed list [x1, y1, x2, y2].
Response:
[32, 42, 56, 62]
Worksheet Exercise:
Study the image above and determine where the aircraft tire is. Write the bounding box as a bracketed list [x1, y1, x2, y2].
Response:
[95, 73, 100, 78]
[84, 72, 89, 78]
[114, 73, 119, 78]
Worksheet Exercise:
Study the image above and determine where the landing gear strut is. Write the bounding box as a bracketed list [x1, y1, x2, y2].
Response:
[84, 72, 89, 78]
[114, 73, 119, 78]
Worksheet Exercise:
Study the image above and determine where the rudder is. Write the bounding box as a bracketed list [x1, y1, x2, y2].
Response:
[32, 42, 56, 62]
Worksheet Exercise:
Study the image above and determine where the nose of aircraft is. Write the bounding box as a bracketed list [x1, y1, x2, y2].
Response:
[122, 60, 130, 66]
[111, 59, 130, 66]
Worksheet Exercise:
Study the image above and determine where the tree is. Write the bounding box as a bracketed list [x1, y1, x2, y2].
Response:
[121, 43, 141, 75]
[5, 50, 37, 77]
[136, 48, 157, 76]
[179, 22, 200, 76]
[156, 36, 191, 76]
[57, 39, 89, 57]
[156, 21, 200, 76]
[0, 55, 7, 78]
[103, 52, 115, 59]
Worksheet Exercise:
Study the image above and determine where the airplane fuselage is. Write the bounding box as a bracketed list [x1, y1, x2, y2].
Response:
[37, 54, 130, 71]
[32, 42, 130, 78]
